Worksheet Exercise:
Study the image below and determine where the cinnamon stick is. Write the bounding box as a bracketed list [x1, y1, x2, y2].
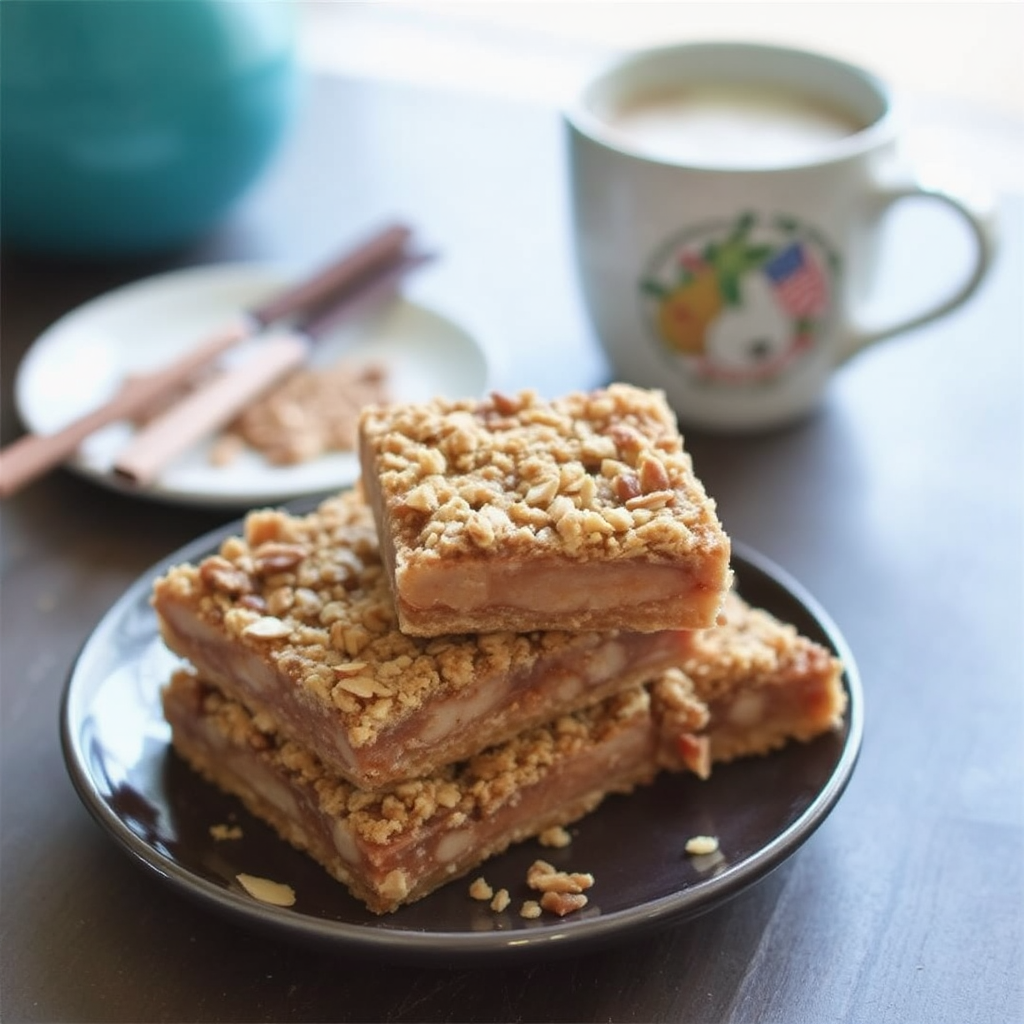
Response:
[111, 250, 434, 488]
[0, 223, 413, 499]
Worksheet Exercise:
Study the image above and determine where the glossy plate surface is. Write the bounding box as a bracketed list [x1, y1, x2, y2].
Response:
[16, 263, 489, 508]
[61, 523, 862, 966]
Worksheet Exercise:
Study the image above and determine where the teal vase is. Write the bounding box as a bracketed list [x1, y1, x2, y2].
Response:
[0, 0, 299, 258]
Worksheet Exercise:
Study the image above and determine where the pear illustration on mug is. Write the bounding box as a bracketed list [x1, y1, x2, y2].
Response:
[641, 212, 838, 383]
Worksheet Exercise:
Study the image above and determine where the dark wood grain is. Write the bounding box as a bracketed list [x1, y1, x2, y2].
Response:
[1, 72, 1021, 1024]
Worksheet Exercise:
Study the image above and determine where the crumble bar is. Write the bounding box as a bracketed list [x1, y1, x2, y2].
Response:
[358, 385, 732, 636]
[152, 489, 695, 789]
[660, 591, 848, 771]
[163, 672, 669, 915]
[162, 594, 846, 916]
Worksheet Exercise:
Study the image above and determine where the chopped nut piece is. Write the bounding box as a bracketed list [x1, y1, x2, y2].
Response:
[199, 558, 252, 596]
[676, 733, 712, 780]
[209, 823, 243, 841]
[252, 543, 308, 575]
[540, 891, 589, 917]
[526, 859, 557, 886]
[468, 877, 494, 901]
[235, 873, 296, 907]
[526, 859, 594, 894]
[639, 455, 671, 493]
[520, 900, 543, 920]
[685, 835, 720, 856]
[242, 616, 292, 640]
[538, 825, 572, 849]
[490, 888, 511, 913]
[332, 675, 388, 699]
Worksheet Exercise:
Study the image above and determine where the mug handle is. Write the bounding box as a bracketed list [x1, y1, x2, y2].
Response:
[841, 167, 997, 361]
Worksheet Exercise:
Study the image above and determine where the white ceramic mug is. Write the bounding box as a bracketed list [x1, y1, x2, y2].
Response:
[564, 41, 996, 432]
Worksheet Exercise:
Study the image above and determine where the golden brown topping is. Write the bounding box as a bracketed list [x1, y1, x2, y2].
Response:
[359, 384, 726, 563]
[378, 869, 411, 904]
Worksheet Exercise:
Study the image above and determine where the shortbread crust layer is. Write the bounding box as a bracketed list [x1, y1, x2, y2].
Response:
[358, 385, 732, 635]
[152, 489, 695, 789]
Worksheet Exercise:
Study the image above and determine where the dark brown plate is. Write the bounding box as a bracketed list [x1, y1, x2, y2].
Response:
[61, 518, 862, 966]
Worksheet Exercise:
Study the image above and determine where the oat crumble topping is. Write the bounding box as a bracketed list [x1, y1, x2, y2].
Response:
[155, 490, 631, 750]
[359, 384, 727, 563]
[520, 900, 543, 920]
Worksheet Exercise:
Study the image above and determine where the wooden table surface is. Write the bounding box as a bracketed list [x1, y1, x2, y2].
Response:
[1, 72, 1022, 1024]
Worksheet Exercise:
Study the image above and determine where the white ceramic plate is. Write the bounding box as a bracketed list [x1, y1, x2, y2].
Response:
[14, 263, 490, 508]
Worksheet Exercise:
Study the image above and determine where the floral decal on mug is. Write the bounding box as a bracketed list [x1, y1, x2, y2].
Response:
[640, 212, 840, 383]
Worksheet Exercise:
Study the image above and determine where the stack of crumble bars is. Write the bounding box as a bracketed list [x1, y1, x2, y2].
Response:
[156, 384, 847, 915]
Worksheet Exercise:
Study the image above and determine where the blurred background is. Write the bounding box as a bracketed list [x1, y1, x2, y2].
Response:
[297, 0, 1024, 193]
[2, 1, 1019, 260]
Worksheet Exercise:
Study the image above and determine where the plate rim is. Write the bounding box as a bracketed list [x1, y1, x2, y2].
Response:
[60, 527, 864, 965]
[16, 261, 490, 510]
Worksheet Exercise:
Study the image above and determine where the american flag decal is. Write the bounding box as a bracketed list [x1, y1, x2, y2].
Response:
[762, 243, 830, 319]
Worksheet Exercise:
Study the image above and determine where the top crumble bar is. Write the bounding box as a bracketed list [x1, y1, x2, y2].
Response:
[359, 384, 732, 636]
